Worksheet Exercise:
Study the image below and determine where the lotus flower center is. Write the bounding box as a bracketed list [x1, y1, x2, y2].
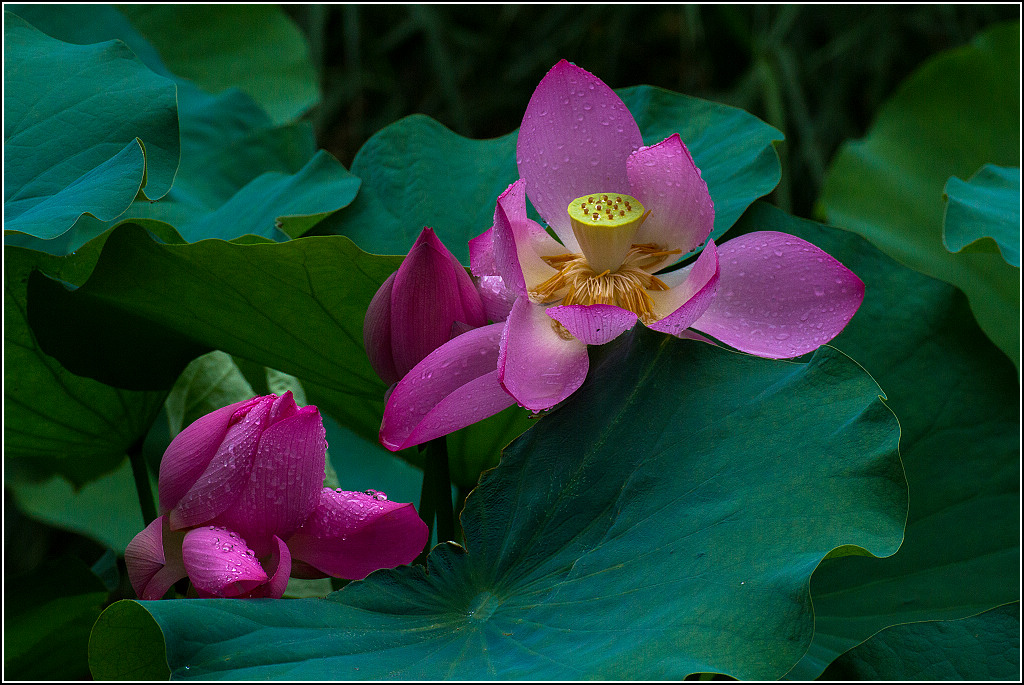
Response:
[528, 193, 681, 327]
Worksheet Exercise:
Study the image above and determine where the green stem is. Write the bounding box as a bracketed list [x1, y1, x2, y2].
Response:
[127, 439, 157, 525]
[426, 437, 455, 545]
[415, 450, 436, 565]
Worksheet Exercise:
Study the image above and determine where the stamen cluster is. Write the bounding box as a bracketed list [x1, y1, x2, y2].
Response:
[530, 243, 681, 324]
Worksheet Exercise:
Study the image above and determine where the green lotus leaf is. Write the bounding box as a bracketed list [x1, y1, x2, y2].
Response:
[323, 86, 780, 263]
[720, 203, 1019, 680]
[88, 329, 904, 680]
[820, 21, 1020, 368]
[3, 11, 179, 242]
[943, 164, 1020, 266]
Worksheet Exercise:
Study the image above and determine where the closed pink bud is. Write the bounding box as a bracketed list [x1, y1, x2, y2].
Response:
[364, 227, 487, 385]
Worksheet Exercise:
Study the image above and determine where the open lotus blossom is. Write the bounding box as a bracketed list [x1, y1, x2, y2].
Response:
[125, 392, 428, 599]
[379, 60, 864, 451]
[364, 226, 487, 386]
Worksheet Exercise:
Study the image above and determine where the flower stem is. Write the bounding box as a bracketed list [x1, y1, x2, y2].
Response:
[415, 451, 436, 564]
[426, 436, 455, 545]
[127, 439, 157, 525]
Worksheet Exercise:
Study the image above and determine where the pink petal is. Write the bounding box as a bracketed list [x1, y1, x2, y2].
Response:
[265, 391, 298, 425]
[286, 489, 429, 580]
[168, 396, 275, 530]
[182, 526, 268, 598]
[490, 192, 527, 295]
[380, 322, 516, 451]
[212, 405, 327, 556]
[476, 274, 517, 323]
[441, 241, 488, 329]
[626, 133, 714, 261]
[124, 516, 187, 600]
[690, 232, 865, 358]
[545, 304, 638, 345]
[363, 272, 400, 385]
[647, 240, 721, 336]
[517, 60, 642, 246]
[158, 397, 256, 514]
[498, 296, 589, 411]
[239, 536, 292, 599]
[468, 227, 497, 278]
[492, 184, 564, 296]
[469, 223, 523, 323]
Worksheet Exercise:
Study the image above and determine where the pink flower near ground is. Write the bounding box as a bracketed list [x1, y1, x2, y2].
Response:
[125, 393, 428, 599]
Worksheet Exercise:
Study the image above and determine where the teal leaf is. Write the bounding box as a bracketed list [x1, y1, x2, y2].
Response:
[820, 21, 1020, 368]
[118, 4, 319, 124]
[118, 85, 359, 244]
[821, 603, 1021, 681]
[725, 203, 1020, 680]
[89, 329, 905, 680]
[4, 6, 357, 252]
[943, 164, 1020, 266]
[4, 556, 109, 680]
[3, 11, 179, 241]
[324, 86, 780, 263]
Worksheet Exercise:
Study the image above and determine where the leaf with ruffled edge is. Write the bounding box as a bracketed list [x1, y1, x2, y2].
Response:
[88, 327, 904, 680]
[3, 12, 178, 243]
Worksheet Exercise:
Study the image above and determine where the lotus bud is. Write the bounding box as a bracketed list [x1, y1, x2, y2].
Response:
[157, 391, 327, 557]
[364, 227, 487, 386]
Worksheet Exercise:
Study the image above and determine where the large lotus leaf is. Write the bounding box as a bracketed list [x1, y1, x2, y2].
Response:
[4, 556, 109, 680]
[717, 204, 1020, 679]
[4, 232, 169, 486]
[820, 21, 1020, 368]
[3, 12, 179, 242]
[88, 328, 905, 680]
[943, 164, 1020, 266]
[25, 224, 396, 440]
[118, 5, 319, 125]
[324, 86, 780, 263]
[821, 602, 1021, 681]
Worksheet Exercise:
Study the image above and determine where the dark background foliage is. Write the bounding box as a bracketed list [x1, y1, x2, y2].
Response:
[287, 3, 1017, 220]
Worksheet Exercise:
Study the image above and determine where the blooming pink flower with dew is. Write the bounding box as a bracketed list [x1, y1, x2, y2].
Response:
[364, 227, 486, 386]
[379, 60, 864, 451]
[125, 392, 428, 599]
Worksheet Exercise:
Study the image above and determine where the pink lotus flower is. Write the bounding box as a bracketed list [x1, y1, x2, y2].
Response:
[364, 227, 487, 386]
[379, 60, 864, 451]
[125, 392, 428, 599]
